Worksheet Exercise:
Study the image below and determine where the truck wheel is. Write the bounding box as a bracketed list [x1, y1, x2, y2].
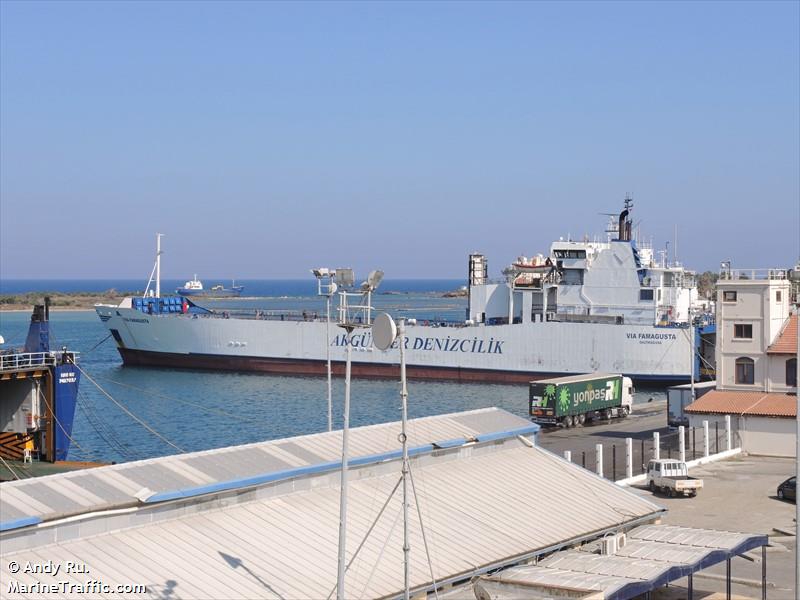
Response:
[622, 406, 630, 418]
[566, 415, 574, 428]
[669, 488, 676, 498]
[649, 481, 655, 493]
[578, 414, 586, 426]
[690, 491, 697, 498]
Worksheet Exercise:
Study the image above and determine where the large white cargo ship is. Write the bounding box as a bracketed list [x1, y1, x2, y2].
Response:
[95, 201, 715, 383]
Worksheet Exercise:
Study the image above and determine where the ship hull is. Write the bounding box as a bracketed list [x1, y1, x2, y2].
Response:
[97, 305, 694, 383]
[176, 288, 243, 298]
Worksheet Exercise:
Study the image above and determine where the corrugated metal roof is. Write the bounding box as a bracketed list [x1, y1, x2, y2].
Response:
[767, 314, 798, 354]
[0, 410, 663, 599]
[479, 524, 767, 600]
[0, 407, 532, 529]
[685, 389, 796, 418]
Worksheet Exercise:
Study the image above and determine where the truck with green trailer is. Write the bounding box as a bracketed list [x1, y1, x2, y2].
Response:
[529, 373, 633, 428]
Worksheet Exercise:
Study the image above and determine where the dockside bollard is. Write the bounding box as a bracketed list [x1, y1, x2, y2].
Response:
[703, 420, 710, 457]
[653, 431, 660, 460]
[679, 426, 686, 464]
[625, 437, 633, 480]
[725, 415, 732, 451]
[564, 450, 571, 463]
[596, 444, 603, 478]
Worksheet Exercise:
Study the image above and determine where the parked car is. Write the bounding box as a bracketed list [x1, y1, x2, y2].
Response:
[777, 477, 796, 502]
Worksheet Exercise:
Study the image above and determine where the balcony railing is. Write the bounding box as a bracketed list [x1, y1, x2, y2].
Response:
[0, 352, 56, 373]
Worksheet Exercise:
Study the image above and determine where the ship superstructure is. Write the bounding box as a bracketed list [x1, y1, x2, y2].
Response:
[1, 300, 80, 463]
[95, 201, 715, 383]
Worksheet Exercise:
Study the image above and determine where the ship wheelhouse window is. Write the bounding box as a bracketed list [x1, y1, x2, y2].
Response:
[735, 357, 755, 385]
[553, 250, 586, 259]
[777, 291, 782, 303]
[733, 324, 753, 339]
[787, 358, 797, 387]
[723, 290, 737, 302]
[639, 289, 654, 301]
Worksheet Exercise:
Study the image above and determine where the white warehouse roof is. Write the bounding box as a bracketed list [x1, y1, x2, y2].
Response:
[1, 408, 664, 599]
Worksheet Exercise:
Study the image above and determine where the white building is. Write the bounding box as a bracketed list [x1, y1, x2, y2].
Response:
[686, 268, 797, 457]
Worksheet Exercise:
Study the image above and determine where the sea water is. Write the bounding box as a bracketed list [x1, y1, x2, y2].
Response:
[0, 281, 667, 463]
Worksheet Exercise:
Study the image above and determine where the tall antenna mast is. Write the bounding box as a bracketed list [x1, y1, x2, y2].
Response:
[156, 233, 163, 298]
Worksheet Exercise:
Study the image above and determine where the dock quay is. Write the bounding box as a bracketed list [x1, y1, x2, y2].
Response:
[0, 407, 772, 599]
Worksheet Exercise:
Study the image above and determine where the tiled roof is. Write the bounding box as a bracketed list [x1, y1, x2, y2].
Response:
[685, 390, 796, 418]
[768, 314, 798, 354]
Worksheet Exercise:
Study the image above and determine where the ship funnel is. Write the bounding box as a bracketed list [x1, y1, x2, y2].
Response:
[23, 301, 50, 353]
[618, 196, 633, 242]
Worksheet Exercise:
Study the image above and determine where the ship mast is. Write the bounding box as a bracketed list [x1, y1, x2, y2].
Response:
[156, 233, 163, 298]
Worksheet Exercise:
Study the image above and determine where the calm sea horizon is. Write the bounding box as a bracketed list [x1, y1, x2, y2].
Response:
[0, 278, 466, 296]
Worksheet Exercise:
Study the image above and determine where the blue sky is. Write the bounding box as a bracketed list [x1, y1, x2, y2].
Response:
[1, 1, 798, 279]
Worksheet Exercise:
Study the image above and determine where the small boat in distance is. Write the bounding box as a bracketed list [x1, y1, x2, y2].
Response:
[176, 275, 244, 298]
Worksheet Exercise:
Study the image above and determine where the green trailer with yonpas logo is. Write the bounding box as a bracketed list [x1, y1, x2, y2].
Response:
[529, 373, 634, 428]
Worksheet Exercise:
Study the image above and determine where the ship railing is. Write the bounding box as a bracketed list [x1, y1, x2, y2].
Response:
[718, 268, 789, 281]
[199, 309, 322, 322]
[0, 351, 57, 372]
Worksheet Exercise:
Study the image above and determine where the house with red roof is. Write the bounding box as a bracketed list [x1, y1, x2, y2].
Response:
[685, 268, 797, 456]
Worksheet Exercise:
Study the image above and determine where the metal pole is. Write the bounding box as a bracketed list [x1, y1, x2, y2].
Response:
[688, 573, 693, 600]
[336, 329, 352, 600]
[795, 306, 800, 599]
[716, 421, 719, 454]
[679, 426, 686, 464]
[703, 420, 710, 457]
[564, 450, 571, 462]
[398, 319, 410, 600]
[326, 295, 332, 432]
[690, 318, 696, 401]
[726, 557, 731, 600]
[762, 544, 767, 600]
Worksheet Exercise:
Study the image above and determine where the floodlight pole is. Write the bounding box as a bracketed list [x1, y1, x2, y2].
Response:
[336, 324, 353, 600]
[398, 318, 410, 600]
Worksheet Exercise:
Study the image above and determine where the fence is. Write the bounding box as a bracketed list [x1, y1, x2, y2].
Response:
[565, 418, 738, 483]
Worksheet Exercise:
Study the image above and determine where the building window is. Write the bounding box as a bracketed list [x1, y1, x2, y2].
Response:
[639, 289, 654, 301]
[788, 358, 797, 387]
[777, 291, 782, 303]
[733, 324, 753, 339]
[723, 290, 737, 302]
[735, 357, 755, 385]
